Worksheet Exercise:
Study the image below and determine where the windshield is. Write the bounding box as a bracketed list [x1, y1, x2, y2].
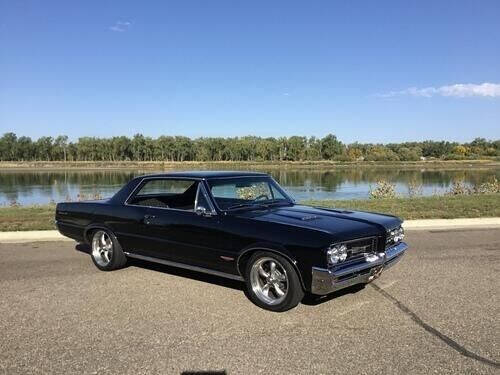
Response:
[207, 176, 293, 210]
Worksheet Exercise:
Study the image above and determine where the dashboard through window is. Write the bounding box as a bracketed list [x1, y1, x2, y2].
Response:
[208, 177, 291, 210]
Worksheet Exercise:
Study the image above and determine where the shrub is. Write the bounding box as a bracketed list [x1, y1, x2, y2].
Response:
[447, 180, 472, 195]
[407, 180, 423, 197]
[370, 180, 396, 199]
[473, 177, 500, 194]
[447, 177, 500, 195]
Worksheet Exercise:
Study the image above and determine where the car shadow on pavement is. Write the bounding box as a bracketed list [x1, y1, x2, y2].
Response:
[75, 243, 365, 305]
[301, 284, 366, 306]
[75, 243, 245, 292]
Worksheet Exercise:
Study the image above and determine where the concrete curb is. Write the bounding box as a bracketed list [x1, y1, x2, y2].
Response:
[0, 231, 72, 243]
[0, 218, 499, 243]
[403, 217, 500, 231]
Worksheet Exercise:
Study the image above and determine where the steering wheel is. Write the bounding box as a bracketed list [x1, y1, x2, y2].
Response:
[253, 194, 270, 201]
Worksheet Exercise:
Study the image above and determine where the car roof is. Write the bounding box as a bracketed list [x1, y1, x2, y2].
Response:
[136, 171, 269, 179]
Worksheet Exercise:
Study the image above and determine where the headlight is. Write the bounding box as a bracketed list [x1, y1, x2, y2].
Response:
[387, 226, 405, 245]
[327, 244, 348, 265]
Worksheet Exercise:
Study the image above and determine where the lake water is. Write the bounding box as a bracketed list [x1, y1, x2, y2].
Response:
[1, 167, 499, 205]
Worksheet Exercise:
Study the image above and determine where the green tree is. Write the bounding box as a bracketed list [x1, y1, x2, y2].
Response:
[321, 134, 344, 160]
[53, 135, 69, 161]
[35, 136, 53, 161]
[0, 132, 18, 160]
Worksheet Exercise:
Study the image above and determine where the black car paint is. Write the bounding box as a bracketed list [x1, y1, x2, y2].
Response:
[55, 172, 402, 292]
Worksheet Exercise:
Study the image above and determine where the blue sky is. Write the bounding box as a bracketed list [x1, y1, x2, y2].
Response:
[1, 0, 499, 143]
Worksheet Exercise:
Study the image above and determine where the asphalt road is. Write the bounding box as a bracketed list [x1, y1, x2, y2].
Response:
[0, 229, 499, 374]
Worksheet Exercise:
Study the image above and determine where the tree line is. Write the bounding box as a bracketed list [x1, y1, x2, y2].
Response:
[0, 132, 498, 162]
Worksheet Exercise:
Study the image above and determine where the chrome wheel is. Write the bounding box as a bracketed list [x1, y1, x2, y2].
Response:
[92, 230, 113, 267]
[250, 257, 288, 305]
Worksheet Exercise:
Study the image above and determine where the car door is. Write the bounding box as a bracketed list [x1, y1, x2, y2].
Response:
[126, 178, 232, 270]
[121, 177, 198, 260]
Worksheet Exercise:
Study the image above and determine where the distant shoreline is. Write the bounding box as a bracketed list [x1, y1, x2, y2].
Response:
[1, 159, 499, 171]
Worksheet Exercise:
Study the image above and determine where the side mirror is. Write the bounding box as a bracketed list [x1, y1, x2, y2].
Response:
[195, 206, 214, 217]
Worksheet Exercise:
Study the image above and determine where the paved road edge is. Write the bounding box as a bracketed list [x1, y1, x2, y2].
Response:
[1, 217, 499, 243]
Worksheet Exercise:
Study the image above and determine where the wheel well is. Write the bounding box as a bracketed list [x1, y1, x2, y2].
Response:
[237, 248, 306, 291]
[84, 225, 109, 243]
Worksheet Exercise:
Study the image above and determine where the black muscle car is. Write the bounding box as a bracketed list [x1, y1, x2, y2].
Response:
[56, 171, 408, 312]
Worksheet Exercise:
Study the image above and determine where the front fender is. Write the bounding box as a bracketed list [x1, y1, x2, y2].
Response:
[236, 243, 306, 291]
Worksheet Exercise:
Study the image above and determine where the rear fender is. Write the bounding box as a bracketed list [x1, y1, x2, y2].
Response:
[84, 224, 115, 244]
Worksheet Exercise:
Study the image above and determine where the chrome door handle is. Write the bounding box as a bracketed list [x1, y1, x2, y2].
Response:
[143, 214, 156, 224]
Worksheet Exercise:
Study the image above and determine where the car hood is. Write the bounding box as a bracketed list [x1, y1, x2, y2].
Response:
[235, 204, 402, 239]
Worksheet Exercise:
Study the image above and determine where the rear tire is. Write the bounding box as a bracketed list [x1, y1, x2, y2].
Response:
[245, 251, 304, 312]
[90, 229, 127, 271]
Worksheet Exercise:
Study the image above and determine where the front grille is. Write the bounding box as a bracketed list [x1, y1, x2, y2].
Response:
[345, 236, 378, 260]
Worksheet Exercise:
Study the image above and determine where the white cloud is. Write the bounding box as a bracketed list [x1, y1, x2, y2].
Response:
[379, 82, 500, 98]
[109, 21, 131, 32]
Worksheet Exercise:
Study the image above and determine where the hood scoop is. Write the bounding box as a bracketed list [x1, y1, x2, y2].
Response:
[315, 207, 353, 214]
[273, 211, 321, 222]
[301, 214, 319, 221]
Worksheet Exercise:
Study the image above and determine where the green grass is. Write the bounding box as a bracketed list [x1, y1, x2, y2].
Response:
[1, 194, 499, 231]
[0, 205, 57, 231]
[303, 194, 500, 220]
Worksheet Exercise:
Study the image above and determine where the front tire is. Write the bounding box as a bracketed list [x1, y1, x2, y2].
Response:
[90, 229, 127, 271]
[245, 251, 304, 312]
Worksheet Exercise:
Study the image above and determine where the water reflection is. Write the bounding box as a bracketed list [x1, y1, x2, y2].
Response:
[0, 167, 498, 205]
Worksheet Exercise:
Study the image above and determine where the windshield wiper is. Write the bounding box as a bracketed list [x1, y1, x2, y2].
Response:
[265, 200, 292, 207]
[226, 200, 291, 211]
[226, 202, 263, 211]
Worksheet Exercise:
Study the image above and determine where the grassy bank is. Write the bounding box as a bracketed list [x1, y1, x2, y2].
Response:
[1, 194, 499, 231]
[1, 159, 499, 171]
[0, 204, 56, 231]
[304, 194, 500, 220]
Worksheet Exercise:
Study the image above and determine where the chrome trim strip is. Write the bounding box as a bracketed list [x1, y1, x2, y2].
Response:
[124, 252, 244, 281]
[337, 236, 379, 244]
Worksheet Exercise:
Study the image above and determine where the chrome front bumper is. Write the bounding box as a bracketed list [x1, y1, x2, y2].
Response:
[310, 242, 408, 295]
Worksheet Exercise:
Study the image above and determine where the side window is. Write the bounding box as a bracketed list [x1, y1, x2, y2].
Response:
[270, 183, 288, 201]
[136, 179, 194, 196]
[129, 179, 198, 210]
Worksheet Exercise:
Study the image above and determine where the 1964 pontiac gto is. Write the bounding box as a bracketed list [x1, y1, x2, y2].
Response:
[56, 171, 407, 312]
